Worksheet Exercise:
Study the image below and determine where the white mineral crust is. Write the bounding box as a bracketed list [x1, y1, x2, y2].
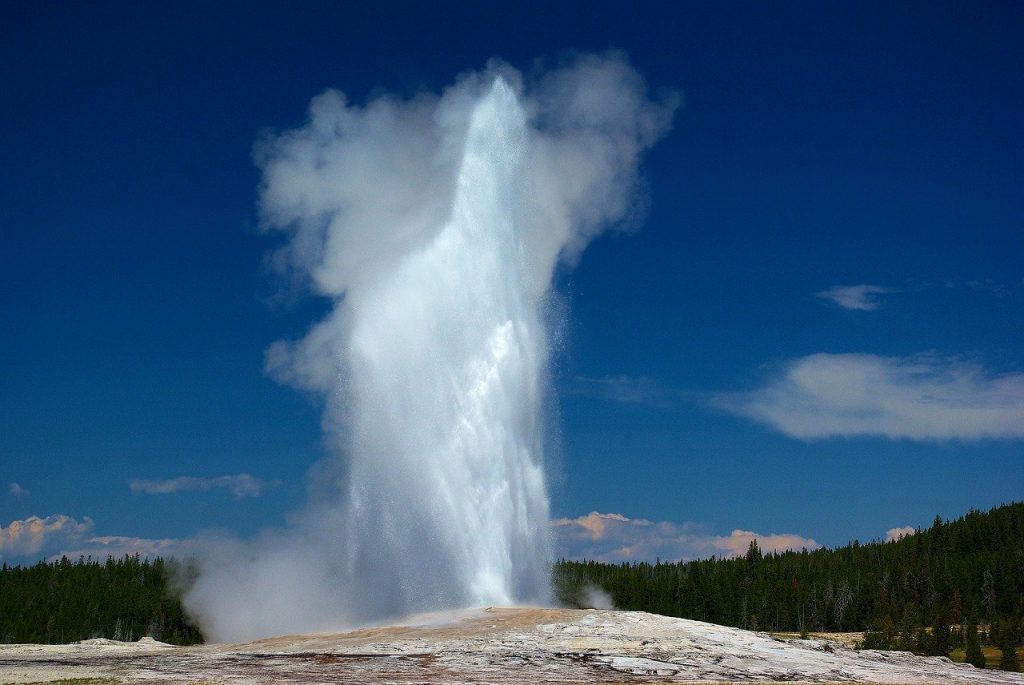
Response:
[1, 608, 1021, 683]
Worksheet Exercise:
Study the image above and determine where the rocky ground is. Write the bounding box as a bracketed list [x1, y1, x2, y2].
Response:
[2, 607, 1023, 684]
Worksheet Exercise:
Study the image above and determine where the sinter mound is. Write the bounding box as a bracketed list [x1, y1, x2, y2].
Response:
[1, 607, 1022, 684]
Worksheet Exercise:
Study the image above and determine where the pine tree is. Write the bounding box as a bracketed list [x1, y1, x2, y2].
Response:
[997, 616, 1021, 672]
[898, 603, 920, 652]
[931, 611, 951, 657]
[965, 616, 986, 668]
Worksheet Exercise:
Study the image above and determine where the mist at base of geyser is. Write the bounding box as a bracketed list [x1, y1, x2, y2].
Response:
[183, 52, 676, 643]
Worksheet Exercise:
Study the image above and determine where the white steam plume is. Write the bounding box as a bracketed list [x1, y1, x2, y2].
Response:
[184, 53, 675, 641]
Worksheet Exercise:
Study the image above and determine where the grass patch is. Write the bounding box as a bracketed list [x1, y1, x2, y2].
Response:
[950, 645, 1024, 669]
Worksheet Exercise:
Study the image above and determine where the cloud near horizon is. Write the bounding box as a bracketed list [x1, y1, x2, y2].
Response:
[715, 353, 1024, 441]
[552, 511, 819, 562]
[53, 535, 183, 561]
[815, 284, 896, 311]
[128, 474, 279, 499]
[0, 514, 181, 563]
[5, 510, 819, 565]
[0, 515, 94, 560]
[886, 526, 917, 542]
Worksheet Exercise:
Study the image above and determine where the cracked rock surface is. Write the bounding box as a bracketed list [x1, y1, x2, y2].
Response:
[2, 607, 1023, 683]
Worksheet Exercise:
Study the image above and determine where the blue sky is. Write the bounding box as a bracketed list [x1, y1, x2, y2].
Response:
[2, 1, 1021, 565]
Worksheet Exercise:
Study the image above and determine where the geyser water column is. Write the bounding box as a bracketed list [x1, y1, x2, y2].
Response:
[342, 78, 550, 617]
[184, 54, 675, 641]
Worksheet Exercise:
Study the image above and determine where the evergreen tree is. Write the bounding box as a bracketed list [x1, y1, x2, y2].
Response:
[552, 501, 1023, 647]
[897, 603, 920, 652]
[861, 620, 894, 650]
[915, 625, 931, 656]
[930, 611, 950, 657]
[0, 555, 202, 645]
[996, 616, 1021, 672]
[965, 615, 986, 668]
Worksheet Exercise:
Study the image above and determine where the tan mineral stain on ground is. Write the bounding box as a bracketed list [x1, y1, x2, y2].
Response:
[2, 607, 1022, 684]
[771, 632, 865, 650]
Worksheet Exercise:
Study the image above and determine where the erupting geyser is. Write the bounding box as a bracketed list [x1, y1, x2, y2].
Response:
[341, 79, 551, 615]
[184, 53, 675, 641]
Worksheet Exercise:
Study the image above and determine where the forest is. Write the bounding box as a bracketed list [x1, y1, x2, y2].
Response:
[555, 501, 1023, 670]
[0, 554, 202, 645]
[1, 501, 1021, 671]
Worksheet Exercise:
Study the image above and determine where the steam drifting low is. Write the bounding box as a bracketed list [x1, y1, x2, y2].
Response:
[184, 53, 675, 641]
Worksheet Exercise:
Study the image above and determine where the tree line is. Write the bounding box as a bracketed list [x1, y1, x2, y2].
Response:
[554, 501, 1023, 671]
[1, 501, 1020, 669]
[0, 554, 202, 645]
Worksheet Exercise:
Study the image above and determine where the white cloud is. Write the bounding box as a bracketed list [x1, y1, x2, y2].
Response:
[0, 515, 94, 559]
[886, 526, 917, 542]
[555, 511, 630, 539]
[714, 529, 822, 557]
[9, 482, 29, 498]
[0, 514, 184, 562]
[715, 353, 1024, 440]
[551, 512, 819, 562]
[814, 284, 896, 311]
[128, 474, 279, 499]
[53, 535, 182, 561]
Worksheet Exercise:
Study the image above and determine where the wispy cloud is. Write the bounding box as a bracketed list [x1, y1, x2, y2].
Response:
[815, 279, 1019, 311]
[128, 474, 279, 499]
[551, 511, 819, 562]
[715, 353, 1024, 441]
[814, 284, 897, 311]
[53, 535, 182, 561]
[0, 515, 94, 559]
[959, 279, 1014, 296]
[9, 482, 29, 498]
[886, 526, 917, 542]
[568, 375, 662, 404]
